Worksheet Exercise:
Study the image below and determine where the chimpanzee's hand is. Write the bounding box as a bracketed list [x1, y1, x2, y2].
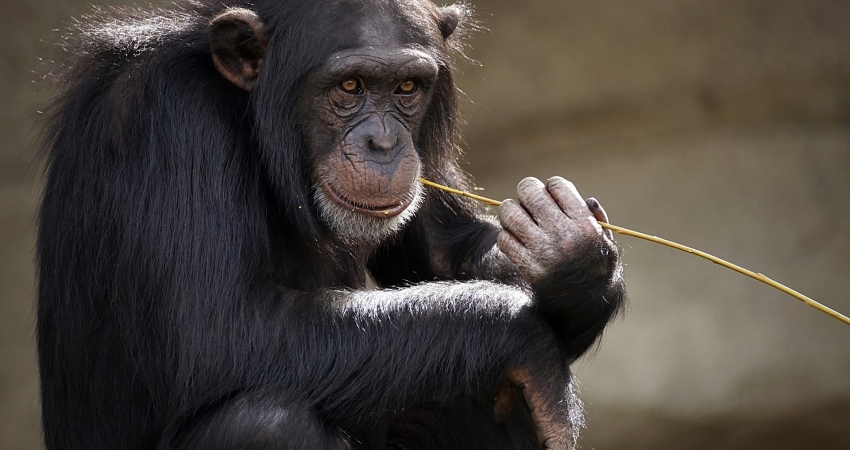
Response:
[497, 177, 614, 287]
[495, 177, 619, 448]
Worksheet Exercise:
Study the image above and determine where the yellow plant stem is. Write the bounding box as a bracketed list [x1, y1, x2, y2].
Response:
[419, 178, 503, 206]
[418, 178, 850, 327]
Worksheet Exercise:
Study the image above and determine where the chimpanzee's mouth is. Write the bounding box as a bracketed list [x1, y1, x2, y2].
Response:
[321, 180, 413, 218]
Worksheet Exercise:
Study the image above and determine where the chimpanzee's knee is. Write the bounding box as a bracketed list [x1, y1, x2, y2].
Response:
[161, 394, 350, 450]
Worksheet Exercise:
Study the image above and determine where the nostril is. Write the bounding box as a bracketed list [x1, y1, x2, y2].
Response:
[368, 134, 397, 153]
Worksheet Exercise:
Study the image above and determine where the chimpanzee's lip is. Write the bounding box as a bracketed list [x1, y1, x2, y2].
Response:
[321, 180, 411, 218]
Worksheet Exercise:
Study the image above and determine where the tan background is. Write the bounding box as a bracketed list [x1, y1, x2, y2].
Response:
[2, 0, 849, 448]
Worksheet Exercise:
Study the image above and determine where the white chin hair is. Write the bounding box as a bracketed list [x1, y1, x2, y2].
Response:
[313, 182, 424, 244]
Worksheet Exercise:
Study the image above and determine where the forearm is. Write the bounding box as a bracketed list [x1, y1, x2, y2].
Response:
[273, 281, 555, 422]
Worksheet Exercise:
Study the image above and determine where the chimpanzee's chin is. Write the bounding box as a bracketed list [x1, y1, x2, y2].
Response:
[314, 182, 424, 245]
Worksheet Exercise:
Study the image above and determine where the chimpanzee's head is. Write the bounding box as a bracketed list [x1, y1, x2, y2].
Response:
[209, 1, 467, 244]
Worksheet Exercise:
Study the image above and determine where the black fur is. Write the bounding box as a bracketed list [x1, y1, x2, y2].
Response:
[37, 1, 625, 449]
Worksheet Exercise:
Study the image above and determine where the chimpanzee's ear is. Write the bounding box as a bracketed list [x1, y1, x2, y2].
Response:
[436, 5, 463, 40]
[209, 8, 268, 91]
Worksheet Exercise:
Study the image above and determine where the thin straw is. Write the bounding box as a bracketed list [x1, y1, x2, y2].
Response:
[419, 177, 850, 327]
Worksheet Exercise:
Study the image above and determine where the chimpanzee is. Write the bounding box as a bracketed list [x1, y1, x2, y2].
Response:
[37, 0, 625, 449]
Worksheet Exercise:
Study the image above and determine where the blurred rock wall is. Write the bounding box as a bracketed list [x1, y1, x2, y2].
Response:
[456, 1, 850, 448]
[2, 0, 849, 449]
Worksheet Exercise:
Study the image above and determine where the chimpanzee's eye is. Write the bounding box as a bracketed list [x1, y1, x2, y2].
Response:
[394, 80, 418, 95]
[339, 78, 363, 95]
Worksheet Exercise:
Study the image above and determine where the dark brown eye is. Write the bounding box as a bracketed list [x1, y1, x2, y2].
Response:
[395, 80, 418, 95]
[339, 78, 362, 95]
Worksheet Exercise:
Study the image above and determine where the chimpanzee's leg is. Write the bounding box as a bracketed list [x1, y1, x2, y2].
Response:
[159, 393, 350, 450]
[387, 401, 537, 450]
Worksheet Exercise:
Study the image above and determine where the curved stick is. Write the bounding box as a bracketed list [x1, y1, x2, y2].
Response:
[419, 178, 850, 327]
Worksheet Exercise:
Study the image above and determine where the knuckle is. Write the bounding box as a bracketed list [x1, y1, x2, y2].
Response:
[497, 199, 513, 214]
[517, 176, 542, 189]
[516, 177, 545, 197]
[547, 178, 581, 203]
[498, 201, 519, 223]
[496, 230, 511, 248]
[546, 176, 571, 188]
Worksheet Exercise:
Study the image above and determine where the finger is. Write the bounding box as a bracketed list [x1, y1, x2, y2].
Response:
[498, 199, 544, 246]
[497, 231, 541, 281]
[545, 177, 590, 219]
[585, 197, 608, 223]
[586, 197, 614, 240]
[493, 377, 516, 423]
[516, 177, 564, 227]
[506, 367, 571, 450]
[497, 230, 528, 260]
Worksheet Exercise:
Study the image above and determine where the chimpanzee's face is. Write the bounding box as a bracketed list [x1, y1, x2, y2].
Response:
[209, 2, 461, 243]
[295, 3, 458, 244]
[300, 35, 441, 242]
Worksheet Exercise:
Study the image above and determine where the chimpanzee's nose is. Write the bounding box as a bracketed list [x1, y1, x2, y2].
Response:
[361, 118, 398, 154]
[368, 131, 397, 154]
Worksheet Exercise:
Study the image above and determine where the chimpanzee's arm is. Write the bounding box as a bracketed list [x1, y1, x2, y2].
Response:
[370, 179, 625, 362]
[274, 282, 565, 422]
[150, 281, 571, 448]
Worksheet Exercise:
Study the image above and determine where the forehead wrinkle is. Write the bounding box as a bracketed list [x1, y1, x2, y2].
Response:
[325, 48, 439, 81]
